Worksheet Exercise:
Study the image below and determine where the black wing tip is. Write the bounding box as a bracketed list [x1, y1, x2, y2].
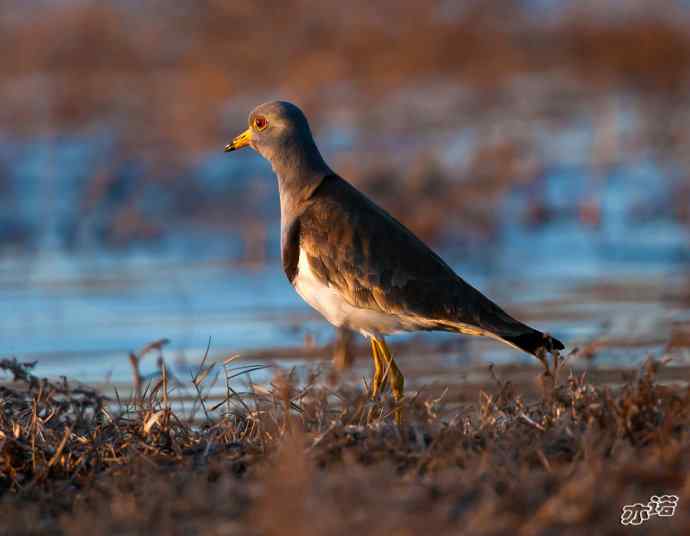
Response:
[550, 336, 565, 351]
[505, 331, 564, 356]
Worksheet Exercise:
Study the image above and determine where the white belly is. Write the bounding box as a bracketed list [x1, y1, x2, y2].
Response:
[292, 248, 406, 337]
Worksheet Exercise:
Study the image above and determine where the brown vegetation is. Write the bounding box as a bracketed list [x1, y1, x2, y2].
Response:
[1, 352, 689, 535]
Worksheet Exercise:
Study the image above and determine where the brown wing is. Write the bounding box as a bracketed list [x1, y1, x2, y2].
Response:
[295, 174, 539, 341]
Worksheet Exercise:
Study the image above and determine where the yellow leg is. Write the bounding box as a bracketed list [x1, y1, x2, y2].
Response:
[369, 339, 386, 399]
[374, 338, 404, 401]
[373, 337, 405, 424]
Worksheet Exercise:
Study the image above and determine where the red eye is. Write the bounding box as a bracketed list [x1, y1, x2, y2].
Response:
[254, 116, 268, 131]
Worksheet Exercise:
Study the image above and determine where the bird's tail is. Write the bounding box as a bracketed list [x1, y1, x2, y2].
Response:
[443, 281, 564, 357]
[499, 328, 564, 357]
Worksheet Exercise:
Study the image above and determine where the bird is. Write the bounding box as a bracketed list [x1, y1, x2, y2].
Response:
[225, 101, 564, 414]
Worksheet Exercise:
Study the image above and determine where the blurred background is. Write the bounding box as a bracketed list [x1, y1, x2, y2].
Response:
[2, 0, 690, 388]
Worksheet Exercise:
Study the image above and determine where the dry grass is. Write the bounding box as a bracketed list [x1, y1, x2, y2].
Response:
[1, 349, 689, 535]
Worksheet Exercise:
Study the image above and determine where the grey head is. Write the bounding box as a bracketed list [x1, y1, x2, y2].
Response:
[225, 101, 332, 214]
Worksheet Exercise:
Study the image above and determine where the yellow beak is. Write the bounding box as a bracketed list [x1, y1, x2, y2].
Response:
[224, 128, 252, 152]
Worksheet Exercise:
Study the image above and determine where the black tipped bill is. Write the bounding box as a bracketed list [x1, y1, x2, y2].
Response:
[224, 128, 252, 152]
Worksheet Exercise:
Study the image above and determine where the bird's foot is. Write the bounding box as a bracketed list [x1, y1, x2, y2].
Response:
[369, 339, 388, 400]
[370, 375, 388, 401]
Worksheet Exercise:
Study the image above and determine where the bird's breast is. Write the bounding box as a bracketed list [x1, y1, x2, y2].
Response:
[292, 249, 346, 326]
[292, 248, 410, 337]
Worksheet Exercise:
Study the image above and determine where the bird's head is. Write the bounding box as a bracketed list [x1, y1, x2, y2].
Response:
[224, 100, 332, 200]
[224, 100, 314, 162]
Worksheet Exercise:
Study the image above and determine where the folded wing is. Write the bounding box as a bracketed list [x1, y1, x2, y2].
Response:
[295, 175, 563, 355]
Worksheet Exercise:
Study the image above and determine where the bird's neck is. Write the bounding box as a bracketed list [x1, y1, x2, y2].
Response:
[270, 140, 332, 221]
